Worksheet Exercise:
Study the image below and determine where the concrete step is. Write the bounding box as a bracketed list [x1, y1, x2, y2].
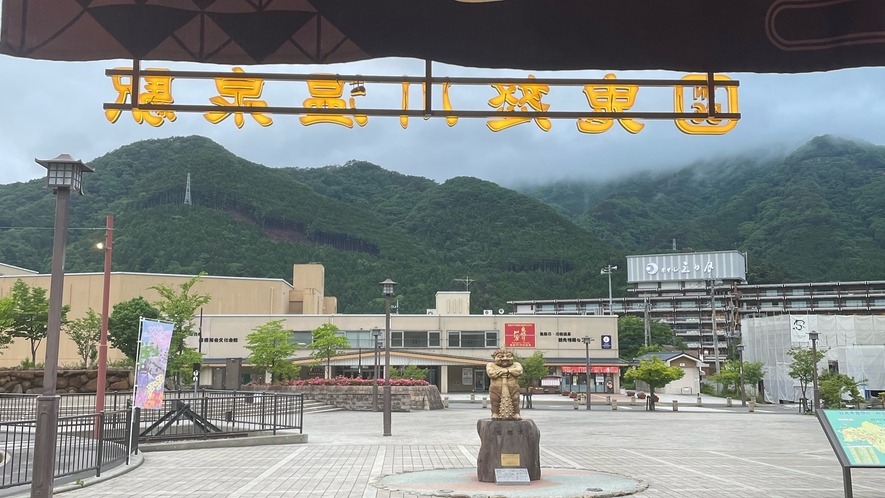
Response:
[302, 401, 342, 413]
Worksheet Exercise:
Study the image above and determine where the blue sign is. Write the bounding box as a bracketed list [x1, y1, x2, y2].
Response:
[601, 335, 612, 349]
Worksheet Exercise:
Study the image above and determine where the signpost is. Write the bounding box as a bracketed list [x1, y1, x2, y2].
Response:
[817, 409, 885, 497]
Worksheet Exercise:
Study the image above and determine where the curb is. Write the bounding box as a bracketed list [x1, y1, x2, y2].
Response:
[140, 432, 308, 452]
[5, 453, 145, 497]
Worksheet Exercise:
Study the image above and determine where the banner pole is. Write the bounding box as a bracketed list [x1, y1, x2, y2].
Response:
[126, 317, 144, 465]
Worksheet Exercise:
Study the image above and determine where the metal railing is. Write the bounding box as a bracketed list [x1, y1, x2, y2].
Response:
[137, 390, 303, 441]
[0, 409, 131, 489]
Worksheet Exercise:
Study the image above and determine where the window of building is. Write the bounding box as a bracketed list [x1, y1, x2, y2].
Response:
[342, 330, 375, 348]
[764, 289, 778, 296]
[679, 301, 696, 308]
[817, 300, 835, 308]
[845, 299, 864, 307]
[447, 331, 498, 348]
[290, 331, 314, 347]
[875, 299, 885, 307]
[561, 303, 577, 312]
[791, 288, 807, 296]
[538, 304, 554, 312]
[429, 331, 441, 347]
[391, 331, 403, 348]
[790, 301, 808, 309]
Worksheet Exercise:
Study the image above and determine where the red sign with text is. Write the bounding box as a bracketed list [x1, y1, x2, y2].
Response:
[504, 323, 536, 348]
[561, 366, 621, 374]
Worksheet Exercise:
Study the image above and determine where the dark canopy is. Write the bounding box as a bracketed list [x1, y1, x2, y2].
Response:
[3, 0, 885, 73]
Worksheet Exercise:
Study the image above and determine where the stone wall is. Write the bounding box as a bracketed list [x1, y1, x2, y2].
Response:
[0, 369, 133, 394]
[245, 385, 445, 412]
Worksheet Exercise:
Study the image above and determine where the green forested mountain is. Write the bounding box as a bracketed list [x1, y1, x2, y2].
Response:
[3, 134, 883, 315]
[0, 136, 621, 314]
[520, 135, 885, 282]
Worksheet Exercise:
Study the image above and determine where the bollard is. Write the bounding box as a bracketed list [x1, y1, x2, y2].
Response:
[482, 397, 488, 409]
[611, 399, 618, 411]
[574, 399, 580, 410]
[696, 395, 702, 407]
[630, 396, 636, 406]
[672, 400, 678, 412]
[470, 393, 475, 403]
[606, 396, 611, 405]
[726, 397, 732, 407]
[748, 400, 756, 413]
[443, 397, 449, 408]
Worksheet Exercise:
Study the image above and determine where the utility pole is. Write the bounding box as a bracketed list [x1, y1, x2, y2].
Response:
[454, 276, 475, 291]
[709, 279, 721, 373]
[184, 172, 192, 205]
[643, 294, 651, 348]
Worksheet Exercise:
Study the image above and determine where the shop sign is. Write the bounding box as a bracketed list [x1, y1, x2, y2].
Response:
[504, 323, 536, 348]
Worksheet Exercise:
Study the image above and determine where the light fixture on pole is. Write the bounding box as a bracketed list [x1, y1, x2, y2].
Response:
[809, 330, 820, 412]
[600, 265, 617, 315]
[372, 327, 381, 412]
[737, 344, 746, 407]
[380, 278, 397, 436]
[583, 336, 594, 410]
[31, 154, 92, 498]
[94, 216, 114, 430]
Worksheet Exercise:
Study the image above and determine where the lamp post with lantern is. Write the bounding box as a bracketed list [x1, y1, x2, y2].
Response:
[31, 154, 92, 498]
[809, 330, 820, 412]
[380, 279, 397, 436]
[583, 336, 594, 410]
[372, 327, 381, 412]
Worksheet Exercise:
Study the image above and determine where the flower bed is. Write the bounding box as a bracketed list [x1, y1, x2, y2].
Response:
[243, 376, 442, 411]
[244, 375, 430, 388]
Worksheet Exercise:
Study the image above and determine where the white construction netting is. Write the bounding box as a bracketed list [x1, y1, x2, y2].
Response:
[741, 315, 885, 403]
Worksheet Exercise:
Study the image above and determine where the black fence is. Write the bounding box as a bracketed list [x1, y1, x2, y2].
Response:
[137, 390, 303, 441]
[0, 409, 130, 490]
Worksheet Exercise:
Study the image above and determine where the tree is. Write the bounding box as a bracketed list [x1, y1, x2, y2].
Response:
[245, 319, 300, 383]
[150, 274, 211, 387]
[787, 346, 826, 411]
[514, 351, 548, 409]
[9, 279, 68, 364]
[743, 361, 765, 400]
[623, 356, 685, 411]
[0, 295, 14, 353]
[392, 364, 428, 380]
[65, 309, 101, 368]
[108, 297, 161, 361]
[617, 315, 682, 360]
[819, 371, 864, 409]
[308, 323, 350, 378]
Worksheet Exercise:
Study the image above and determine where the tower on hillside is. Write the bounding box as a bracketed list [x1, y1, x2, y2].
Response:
[184, 173, 192, 205]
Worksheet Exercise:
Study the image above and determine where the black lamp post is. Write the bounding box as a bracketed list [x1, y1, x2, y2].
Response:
[31, 154, 92, 498]
[809, 330, 820, 412]
[583, 336, 594, 410]
[380, 278, 397, 436]
[372, 327, 381, 412]
[737, 344, 746, 407]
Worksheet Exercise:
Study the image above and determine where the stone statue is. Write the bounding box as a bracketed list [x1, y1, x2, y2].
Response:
[486, 348, 523, 420]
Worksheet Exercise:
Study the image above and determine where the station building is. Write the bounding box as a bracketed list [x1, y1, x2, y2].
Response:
[0, 263, 623, 394]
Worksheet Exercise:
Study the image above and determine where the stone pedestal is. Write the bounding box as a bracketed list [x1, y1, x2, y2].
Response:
[476, 418, 541, 482]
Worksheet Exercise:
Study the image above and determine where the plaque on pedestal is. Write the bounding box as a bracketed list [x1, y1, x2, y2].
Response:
[495, 468, 531, 485]
[476, 418, 541, 482]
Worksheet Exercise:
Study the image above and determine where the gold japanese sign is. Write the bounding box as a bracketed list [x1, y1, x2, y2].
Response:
[103, 68, 740, 135]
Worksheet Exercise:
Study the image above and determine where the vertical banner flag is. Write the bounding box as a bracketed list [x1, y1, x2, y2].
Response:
[504, 323, 536, 348]
[134, 319, 174, 409]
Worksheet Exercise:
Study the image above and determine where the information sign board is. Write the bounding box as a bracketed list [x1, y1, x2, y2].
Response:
[818, 410, 885, 468]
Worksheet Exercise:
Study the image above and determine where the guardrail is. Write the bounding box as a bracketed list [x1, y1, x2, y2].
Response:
[0, 409, 130, 490]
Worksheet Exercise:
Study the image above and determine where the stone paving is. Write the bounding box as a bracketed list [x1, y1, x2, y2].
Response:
[32, 400, 885, 498]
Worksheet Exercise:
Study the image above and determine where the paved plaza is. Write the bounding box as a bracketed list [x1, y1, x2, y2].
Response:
[17, 396, 885, 498]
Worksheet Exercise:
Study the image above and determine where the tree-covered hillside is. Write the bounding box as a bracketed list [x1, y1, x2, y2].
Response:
[0, 136, 624, 314]
[520, 135, 885, 282]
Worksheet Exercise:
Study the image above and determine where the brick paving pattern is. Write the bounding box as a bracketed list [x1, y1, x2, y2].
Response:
[46, 401, 885, 498]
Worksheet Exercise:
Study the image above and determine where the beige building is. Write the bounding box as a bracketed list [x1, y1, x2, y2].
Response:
[0, 261, 623, 394]
[191, 291, 624, 394]
[0, 263, 336, 368]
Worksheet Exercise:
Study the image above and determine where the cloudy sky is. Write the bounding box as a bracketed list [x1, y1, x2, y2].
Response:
[2, 47, 885, 188]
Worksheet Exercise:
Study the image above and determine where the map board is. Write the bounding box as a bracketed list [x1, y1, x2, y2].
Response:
[818, 410, 885, 468]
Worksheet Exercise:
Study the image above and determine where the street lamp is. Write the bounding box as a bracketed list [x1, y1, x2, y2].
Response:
[95, 216, 114, 422]
[583, 336, 594, 410]
[32, 154, 92, 498]
[380, 278, 397, 436]
[372, 328, 381, 412]
[600, 265, 617, 315]
[809, 330, 820, 412]
[737, 344, 746, 407]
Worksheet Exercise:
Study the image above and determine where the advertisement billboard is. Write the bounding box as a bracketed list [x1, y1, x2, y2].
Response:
[626, 250, 746, 283]
[504, 323, 536, 348]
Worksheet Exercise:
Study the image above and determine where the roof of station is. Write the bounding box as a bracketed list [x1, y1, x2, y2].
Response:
[2, 1, 884, 73]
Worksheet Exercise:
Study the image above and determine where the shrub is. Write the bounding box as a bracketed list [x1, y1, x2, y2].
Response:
[637, 392, 647, 399]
